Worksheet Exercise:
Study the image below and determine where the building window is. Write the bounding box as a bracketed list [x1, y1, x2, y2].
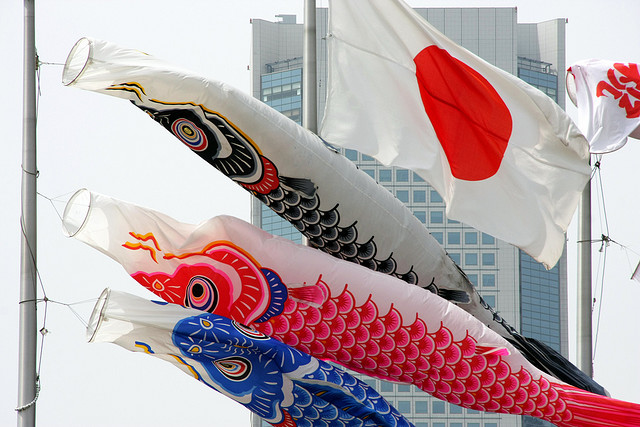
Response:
[397, 400, 411, 414]
[432, 400, 446, 414]
[415, 401, 428, 414]
[449, 403, 463, 414]
[363, 169, 375, 179]
[432, 232, 444, 244]
[448, 232, 461, 245]
[483, 294, 496, 307]
[345, 149, 358, 161]
[414, 211, 426, 223]
[430, 189, 443, 203]
[396, 169, 409, 182]
[433, 423, 446, 427]
[468, 273, 478, 286]
[449, 253, 461, 264]
[380, 381, 394, 392]
[430, 211, 444, 224]
[482, 253, 495, 266]
[413, 172, 425, 182]
[362, 154, 375, 161]
[465, 253, 478, 266]
[379, 169, 392, 182]
[413, 190, 426, 203]
[465, 232, 478, 245]
[482, 274, 496, 287]
[397, 190, 409, 203]
[482, 233, 495, 244]
[415, 423, 428, 427]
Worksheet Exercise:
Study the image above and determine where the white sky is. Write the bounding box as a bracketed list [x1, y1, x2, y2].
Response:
[2, 1, 640, 426]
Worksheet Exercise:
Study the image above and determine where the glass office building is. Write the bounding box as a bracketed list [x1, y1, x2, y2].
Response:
[250, 9, 568, 427]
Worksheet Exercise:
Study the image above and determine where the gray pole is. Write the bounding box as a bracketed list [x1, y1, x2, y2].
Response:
[303, 0, 317, 134]
[576, 180, 593, 377]
[301, 0, 317, 248]
[18, 0, 38, 425]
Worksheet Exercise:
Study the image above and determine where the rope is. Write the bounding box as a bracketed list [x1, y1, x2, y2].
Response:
[591, 158, 608, 361]
[593, 243, 607, 359]
[37, 191, 76, 222]
[47, 298, 98, 329]
[15, 377, 40, 412]
[18, 52, 93, 414]
[19, 170, 93, 413]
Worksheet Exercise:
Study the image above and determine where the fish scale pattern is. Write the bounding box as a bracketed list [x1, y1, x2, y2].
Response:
[252, 282, 574, 425]
[169, 310, 413, 427]
[255, 189, 418, 285]
[286, 363, 410, 427]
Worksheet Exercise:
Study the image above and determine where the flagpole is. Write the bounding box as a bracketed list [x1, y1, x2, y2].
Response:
[302, 0, 316, 249]
[18, 0, 38, 425]
[303, 0, 317, 134]
[576, 178, 593, 378]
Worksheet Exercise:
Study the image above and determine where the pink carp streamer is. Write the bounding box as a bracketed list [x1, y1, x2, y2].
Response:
[63, 190, 640, 426]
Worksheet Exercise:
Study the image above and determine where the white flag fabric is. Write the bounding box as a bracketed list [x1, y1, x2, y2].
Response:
[567, 59, 640, 153]
[321, 0, 591, 269]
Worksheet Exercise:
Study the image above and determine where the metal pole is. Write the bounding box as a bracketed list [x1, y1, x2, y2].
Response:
[18, 0, 38, 425]
[301, 0, 317, 248]
[303, 0, 317, 134]
[576, 179, 593, 377]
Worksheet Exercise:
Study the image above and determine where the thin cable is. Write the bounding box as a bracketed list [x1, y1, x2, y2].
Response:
[18, 56, 76, 415]
[37, 299, 49, 375]
[15, 378, 40, 412]
[592, 243, 608, 360]
[37, 191, 72, 222]
[36, 52, 41, 122]
[47, 298, 99, 329]
[595, 159, 610, 238]
[590, 156, 609, 362]
[20, 216, 46, 299]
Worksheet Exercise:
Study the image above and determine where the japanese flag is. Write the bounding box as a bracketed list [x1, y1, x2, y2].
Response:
[567, 59, 640, 153]
[320, 0, 590, 269]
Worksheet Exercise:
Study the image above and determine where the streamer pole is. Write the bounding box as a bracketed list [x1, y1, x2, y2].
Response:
[303, 0, 317, 133]
[18, 0, 38, 425]
[577, 177, 593, 377]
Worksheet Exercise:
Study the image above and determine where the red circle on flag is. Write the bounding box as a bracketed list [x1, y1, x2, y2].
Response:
[414, 46, 512, 181]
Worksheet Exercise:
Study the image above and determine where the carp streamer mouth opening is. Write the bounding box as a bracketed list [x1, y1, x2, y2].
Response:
[62, 37, 92, 86]
[62, 188, 92, 237]
[87, 288, 111, 343]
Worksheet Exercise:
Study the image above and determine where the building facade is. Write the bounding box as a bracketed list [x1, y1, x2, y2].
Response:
[250, 8, 568, 427]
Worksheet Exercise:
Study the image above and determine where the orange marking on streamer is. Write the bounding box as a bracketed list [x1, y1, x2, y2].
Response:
[163, 240, 264, 269]
[122, 242, 158, 263]
[128, 231, 162, 251]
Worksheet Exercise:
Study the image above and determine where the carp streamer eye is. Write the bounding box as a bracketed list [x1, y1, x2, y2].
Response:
[171, 118, 208, 152]
[232, 320, 269, 340]
[214, 356, 252, 382]
[185, 275, 219, 313]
